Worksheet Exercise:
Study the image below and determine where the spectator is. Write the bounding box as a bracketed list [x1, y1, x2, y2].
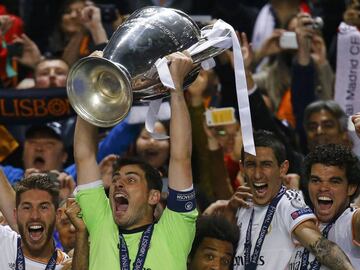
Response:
[9, 33, 44, 89]
[90, 120, 168, 192]
[343, 0, 360, 28]
[303, 100, 351, 152]
[55, 199, 77, 253]
[3, 114, 140, 185]
[47, 0, 108, 66]
[186, 68, 234, 200]
[201, 121, 236, 200]
[0, 6, 24, 88]
[22, 123, 68, 174]
[251, 0, 306, 52]
[289, 144, 360, 268]
[253, 13, 332, 128]
[328, 0, 360, 70]
[2, 121, 75, 186]
[15, 44, 68, 89]
[3, 55, 73, 178]
[33, 58, 69, 88]
[291, 13, 339, 153]
[6, 56, 70, 157]
[188, 214, 239, 270]
[132, 121, 170, 176]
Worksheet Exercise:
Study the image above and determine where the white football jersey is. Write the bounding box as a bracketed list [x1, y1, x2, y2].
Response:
[0, 225, 68, 270]
[288, 207, 360, 270]
[234, 189, 316, 270]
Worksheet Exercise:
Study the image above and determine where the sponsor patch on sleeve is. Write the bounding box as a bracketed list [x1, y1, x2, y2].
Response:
[167, 187, 196, 212]
[290, 208, 313, 220]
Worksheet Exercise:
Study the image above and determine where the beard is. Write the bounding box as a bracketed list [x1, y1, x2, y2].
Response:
[18, 220, 56, 257]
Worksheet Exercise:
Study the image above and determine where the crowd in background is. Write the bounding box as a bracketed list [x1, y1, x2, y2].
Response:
[0, 0, 360, 269]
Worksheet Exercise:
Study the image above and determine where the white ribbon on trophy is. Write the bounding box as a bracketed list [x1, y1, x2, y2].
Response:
[335, 22, 360, 156]
[148, 19, 256, 155]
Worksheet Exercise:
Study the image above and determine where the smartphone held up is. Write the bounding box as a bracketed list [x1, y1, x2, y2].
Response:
[205, 107, 236, 127]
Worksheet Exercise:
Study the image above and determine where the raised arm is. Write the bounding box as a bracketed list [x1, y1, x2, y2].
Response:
[81, 5, 108, 46]
[74, 116, 101, 185]
[65, 199, 89, 270]
[167, 52, 194, 190]
[205, 125, 233, 199]
[291, 13, 318, 152]
[0, 168, 17, 231]
[293, 220, 354, 270]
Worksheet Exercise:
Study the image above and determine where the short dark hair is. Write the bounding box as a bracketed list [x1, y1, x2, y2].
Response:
[15, 174, 60, 209]
[113, 157, 163, 192]
[35, 58, 69, 73]
[189, 215, 239, 259]
[241, 130, 286, 166]
[303, 100, 348, 132]
[304, 144, 360, 202]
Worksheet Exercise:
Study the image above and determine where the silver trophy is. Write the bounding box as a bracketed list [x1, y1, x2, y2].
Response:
[67, 6, 230, 127]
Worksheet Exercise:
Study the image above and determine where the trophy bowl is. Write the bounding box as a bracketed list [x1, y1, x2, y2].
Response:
[67, 6, 228, 127]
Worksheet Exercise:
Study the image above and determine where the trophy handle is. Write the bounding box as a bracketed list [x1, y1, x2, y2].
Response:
[67, 57, 133, 127]
[189, 25, 232, 64]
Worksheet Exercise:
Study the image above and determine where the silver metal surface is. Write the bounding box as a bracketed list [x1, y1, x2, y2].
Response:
[67, 6, 230, 127]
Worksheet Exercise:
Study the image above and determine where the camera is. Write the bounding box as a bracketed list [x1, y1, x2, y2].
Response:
[279, 32, 298, 49]
[46, 172, 59, 183]
[204, 107, 236, 127]
[309, 16, 324, 30]
[279, 17, 323, 50]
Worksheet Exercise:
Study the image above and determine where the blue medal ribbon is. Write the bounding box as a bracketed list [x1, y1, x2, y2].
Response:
[300, 221, 335, 270]
[119, 224, 154, 270]
[244, 186, 286, 270]
[16, 237, 58, 270]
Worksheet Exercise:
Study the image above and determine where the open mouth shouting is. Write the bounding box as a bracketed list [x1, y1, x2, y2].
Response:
[113, 193, 129, 215]
[253, 182, 268, 197]
[317, 196, 333, 210]
[28, 223, 45, 242]
[33, 156, 46, 169]
[312, 192, 340, 223]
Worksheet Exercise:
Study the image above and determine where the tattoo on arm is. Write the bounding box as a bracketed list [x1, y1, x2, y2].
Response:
[309, 236, 354, 270]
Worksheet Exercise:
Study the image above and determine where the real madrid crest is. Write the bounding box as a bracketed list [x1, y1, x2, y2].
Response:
[291, 194, 307, 209]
